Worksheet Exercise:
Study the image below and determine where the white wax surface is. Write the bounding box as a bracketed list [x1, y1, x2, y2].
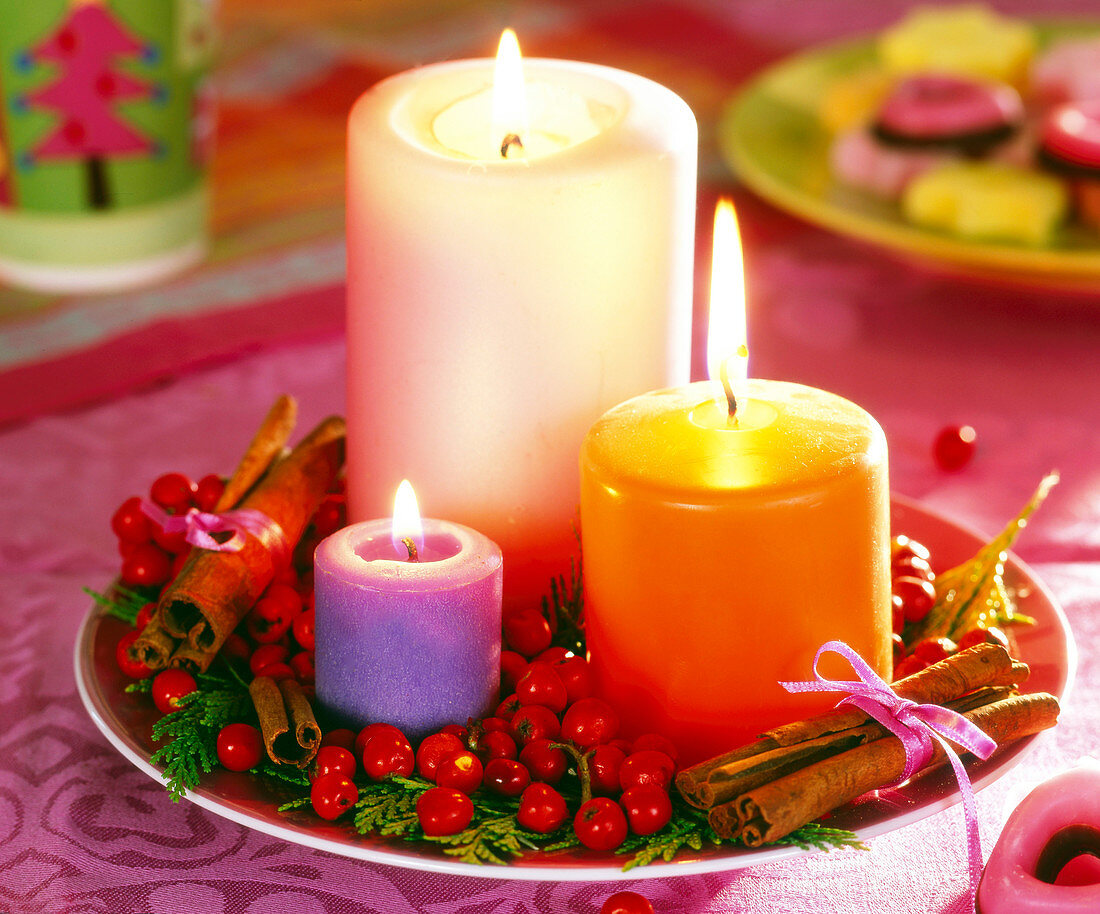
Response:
[345, 57, 698, 609]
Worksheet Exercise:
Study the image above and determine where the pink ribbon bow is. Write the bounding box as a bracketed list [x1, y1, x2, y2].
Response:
[781, 640, 997, 904]
[140, 501, 290, 568]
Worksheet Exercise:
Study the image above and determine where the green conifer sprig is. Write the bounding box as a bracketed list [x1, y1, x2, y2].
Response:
[149, 671, 251, 800]
[83, 584, 150, 625]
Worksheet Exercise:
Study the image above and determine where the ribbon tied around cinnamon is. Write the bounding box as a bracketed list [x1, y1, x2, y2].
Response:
[781, 640, 998, 902]
[141, 501, 290, 569]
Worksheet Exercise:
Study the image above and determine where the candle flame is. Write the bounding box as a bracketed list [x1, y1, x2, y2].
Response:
[391, 479, 424, 560]
[707, 198, 749, 419]
[492, 28, 528, 158]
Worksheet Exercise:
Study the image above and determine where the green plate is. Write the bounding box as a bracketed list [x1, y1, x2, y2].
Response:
[719, 22, 1100, 285]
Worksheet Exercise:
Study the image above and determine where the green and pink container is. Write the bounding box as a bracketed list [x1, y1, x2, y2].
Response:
[0, 0, 216, 292]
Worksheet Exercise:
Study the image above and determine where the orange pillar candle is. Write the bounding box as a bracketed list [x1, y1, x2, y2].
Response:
[579, 202, 891, 765]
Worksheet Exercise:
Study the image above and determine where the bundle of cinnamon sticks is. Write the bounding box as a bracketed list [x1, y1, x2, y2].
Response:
[128, 395, 344, 675]
[675, 643, 1060, 846]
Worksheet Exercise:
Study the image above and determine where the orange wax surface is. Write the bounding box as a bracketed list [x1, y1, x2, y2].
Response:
[580, 379, 891, 766]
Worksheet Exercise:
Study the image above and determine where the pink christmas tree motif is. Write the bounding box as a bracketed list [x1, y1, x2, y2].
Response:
[20, 1, 160, 209]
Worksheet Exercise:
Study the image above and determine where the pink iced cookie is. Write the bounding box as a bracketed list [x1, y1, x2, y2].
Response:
[1040, 100, 1100, 171]
[875, 74, 1023, 146]
[976, 764, 1100, 914]
[1031, 37, 1100, 109]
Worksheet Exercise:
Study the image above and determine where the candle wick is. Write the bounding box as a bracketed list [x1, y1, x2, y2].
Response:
[719, 358, 738, 425]
[500, 133, 524, 158]
[401, 536, 420, 563]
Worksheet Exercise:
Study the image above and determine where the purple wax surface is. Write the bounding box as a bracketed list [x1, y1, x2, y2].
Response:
[314, 518, 503, 739]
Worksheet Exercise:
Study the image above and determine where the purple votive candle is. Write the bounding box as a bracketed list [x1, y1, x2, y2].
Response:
[314, 517, 502, 739]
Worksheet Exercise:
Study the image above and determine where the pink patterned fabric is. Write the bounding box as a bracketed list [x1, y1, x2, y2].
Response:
[2, 2, 1100, 913]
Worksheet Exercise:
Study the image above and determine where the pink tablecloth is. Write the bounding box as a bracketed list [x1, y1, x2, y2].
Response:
[3, 1, 1100, 913]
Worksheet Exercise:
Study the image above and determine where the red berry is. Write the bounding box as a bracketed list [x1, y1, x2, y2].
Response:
[355, 722, 402, 759]
[417, 786, 474, 836]
[435, 751, 484, 795]
[957, 626, 1010, 651]
[517, 782, 568, 833]
[480, 716, 509, 732]
[501, 650, 529, 692]
[115, 629, 153, 679]
[483, 758, 531, 797]
[495, 693, 522, 722]
[913, 636, 957, 665]
[320, 728, 357, 751]
[311, 773, 358, 820]
[151, 668, 197, 714]
[601, 891, 656, 914]
[934, 425, 977, 471]
[292, 608, 315, 651]
[150, 519, 190, 556]
[254, 661, 295, 682]
[222, 633, 251, 663]
[249, 644, 289, 677]
[312, 494, 346, 538]
[111, 496, 153, 543]
[561, 697, 619, 750]
[194, 474, 225, 512]
[510, 705, 561, 746]
[573, 796, 628, 851]
[518, 738, 567, 785]
[893, 576, 937, 623]
[120, 542, 172, 589]
[150, 472, 197, 513]
[478, 729, 518, 761]
[265, 583, 303, 618]
[216, 723, 263, 772]
[534, 646, 571, 664]
[553, 654, 594, 704]
[439, 722, 469, 743]
[416, 732, 465, 781]
[312, 745, 357, 782]
[362, 728, 415, 780]
[590, 744, 627, 796]
[620, 783, 673, 835]
[245, 605, 292, 644]
[630, 732, 679, 763]
[893, 654, 930, 681]
[503, 609, 552, 657]
[891, 534, 931, 564]
[892, 553, 936, 584]
[515, 662, 568, 713]
[619, 750, 676, 792]
[289, 651, 315, 682]
[134, 602, 155, 630]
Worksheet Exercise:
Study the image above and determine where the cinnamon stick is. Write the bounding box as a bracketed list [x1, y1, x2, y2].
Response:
[249, 675, 321, 768]
[159, 415, 345, 656]
[214, 395, 298, 512]
[677, 643, 1025, 808]
[711, 691, 1060, 846]
[168, 641, 216, 674]
[127, 615, 177, 672]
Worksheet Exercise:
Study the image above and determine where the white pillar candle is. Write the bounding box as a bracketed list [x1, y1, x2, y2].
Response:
[345, 46, 697, 609]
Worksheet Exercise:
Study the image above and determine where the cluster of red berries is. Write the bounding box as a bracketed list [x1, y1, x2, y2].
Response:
[299, 639, 680, 849]
[110, 472, 226, 590]
[890, 534, 1009, 680]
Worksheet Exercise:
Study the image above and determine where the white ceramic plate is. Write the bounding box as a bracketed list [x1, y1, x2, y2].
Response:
[75, 495, 1074, 881]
